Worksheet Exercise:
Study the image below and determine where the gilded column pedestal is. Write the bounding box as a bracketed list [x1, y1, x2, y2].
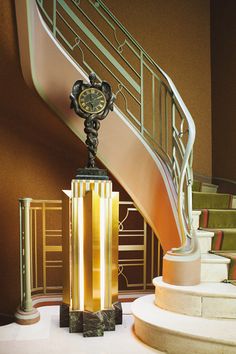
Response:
[60, 177, 121, 336]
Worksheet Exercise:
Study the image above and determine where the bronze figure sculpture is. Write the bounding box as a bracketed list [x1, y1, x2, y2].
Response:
[70, 72, 115, 172]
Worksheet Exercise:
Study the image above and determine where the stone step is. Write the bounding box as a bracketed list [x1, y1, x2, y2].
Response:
[192, 210, 201, 230]
[132, 294, 236, 354]
[201, 253, 230, 282]
[200, 209, 236, 229]
[193, 181, 218, 193]
[153, 276, 236, 319]
[196, 229, 214, 254]
[193, 191, 233, 210]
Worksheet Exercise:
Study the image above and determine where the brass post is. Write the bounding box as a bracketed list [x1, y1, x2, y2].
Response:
[19, 198, 33, 312]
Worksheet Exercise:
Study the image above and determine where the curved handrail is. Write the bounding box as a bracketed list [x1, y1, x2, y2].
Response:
[35, 0, 197, 255]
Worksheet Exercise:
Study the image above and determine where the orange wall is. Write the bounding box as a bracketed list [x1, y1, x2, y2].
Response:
[211, 0, 236, 182]
[0, 1, 131, 316]
[0, 0, 212, 315]
[0, 0, 84, 315]
[105, 0, 212, 177]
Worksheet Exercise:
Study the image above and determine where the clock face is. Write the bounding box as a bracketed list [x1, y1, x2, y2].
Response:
[78, 88, 106, 114]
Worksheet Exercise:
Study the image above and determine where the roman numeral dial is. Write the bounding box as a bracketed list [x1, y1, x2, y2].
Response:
[78, 87, 107, 114]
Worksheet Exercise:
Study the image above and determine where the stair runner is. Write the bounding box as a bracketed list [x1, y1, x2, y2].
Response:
[192, 188, 236, 285]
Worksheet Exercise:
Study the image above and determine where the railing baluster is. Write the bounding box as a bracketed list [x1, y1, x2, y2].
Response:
[53, 0, 57, 37]
[36, 0, 196, 257]
[159, 82, 162, 147]
[140, 51, 144, 134]
[152, 74, 156, 139]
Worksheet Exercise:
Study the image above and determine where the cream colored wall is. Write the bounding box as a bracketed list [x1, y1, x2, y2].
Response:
[104, 0, 212, 178]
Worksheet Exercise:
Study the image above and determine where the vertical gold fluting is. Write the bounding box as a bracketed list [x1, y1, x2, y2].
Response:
[62, 191, 71, 305]
[68, 179, 119, 312]
[111, 192, 119, 304]
[71, 196, 79, 310]
[103, 195, 110, 309]
[19, 198, 33, 312]
[84, 190, 101, 312]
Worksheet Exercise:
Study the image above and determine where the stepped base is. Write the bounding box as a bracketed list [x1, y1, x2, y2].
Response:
[132, 294, 236, 354]
[75, 168, 109, 180]
[154, 276, 236, 319]
[15, 307, 40, 325]
[201, 253, 230, 282]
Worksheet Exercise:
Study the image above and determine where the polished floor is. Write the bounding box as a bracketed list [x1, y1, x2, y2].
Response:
[0, 304, 163, 354]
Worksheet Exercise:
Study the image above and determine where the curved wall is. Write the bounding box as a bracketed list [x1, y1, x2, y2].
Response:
[105, 0, 212, 178]
[20, 0, 182, 248]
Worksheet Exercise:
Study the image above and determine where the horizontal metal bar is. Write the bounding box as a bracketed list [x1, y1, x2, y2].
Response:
[119, 245, 144, 251]
[57, 0, 141, 93]
[45, 246, 62, 252]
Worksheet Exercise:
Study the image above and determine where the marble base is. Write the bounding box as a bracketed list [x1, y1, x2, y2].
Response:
[101, 309, 115, 331]
[75, 167, 109, 180]
[83, 311, 104, 337]
[59, 303, 69, 327]
[59, 303, 121, 336]
[113, 302, 123, 325]
[69, 310, 83, 333]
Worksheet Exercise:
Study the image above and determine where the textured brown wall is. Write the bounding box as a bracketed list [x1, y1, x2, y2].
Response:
[105, 0, 212, 177]
[0, 0, 86, 315]
[0, 1, 131, 316]
[211, 0, 236, 181]
[0, 0, 212, 315]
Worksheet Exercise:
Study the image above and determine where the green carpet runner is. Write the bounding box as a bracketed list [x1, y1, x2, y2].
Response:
[193, 184, 236, 283]
[193, 192, 233, 210]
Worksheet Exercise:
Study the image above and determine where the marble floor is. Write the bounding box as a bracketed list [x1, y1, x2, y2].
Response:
[0, 304, 164, 354]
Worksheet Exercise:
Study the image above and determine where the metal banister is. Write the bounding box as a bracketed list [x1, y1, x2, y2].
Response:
[35, 0, 197, 255]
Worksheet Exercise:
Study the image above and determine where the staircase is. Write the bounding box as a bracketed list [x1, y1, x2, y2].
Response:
[15, 1, 236, 350]
[192, 183, 236, 285]
[132, 182, 236, 353]
[15, 0, 201, 285]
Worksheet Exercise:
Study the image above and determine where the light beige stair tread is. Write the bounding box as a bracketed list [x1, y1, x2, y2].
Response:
[132, 295, 236, 348]
[153, 277, 236, 297]
[201, 253, 231, 264]
[196, 229, 214, 238]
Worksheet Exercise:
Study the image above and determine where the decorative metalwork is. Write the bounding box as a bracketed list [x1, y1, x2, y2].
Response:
[19, 198, 162, 298]
[21, 199, 63, 295]
[70, 72, 115, 168]
[36, 0, 196, 255]
[118, 202, 162, 291]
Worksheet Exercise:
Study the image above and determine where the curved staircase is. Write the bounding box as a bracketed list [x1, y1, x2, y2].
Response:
[14, 1, 236, 351]
[132, 182, 236, 353]
[15, 0, 201, 285]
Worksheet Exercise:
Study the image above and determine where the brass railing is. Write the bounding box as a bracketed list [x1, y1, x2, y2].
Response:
[19, 197, 162, 309]
[119, 201, 162, 292]
[36, 0, 196, 255]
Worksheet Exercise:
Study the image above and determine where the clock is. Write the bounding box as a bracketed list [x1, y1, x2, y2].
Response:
[70, 72, 115, 169]
[78, 87, 106, 114]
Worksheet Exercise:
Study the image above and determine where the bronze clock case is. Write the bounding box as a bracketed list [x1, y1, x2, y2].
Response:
[78, 87, 107, 114]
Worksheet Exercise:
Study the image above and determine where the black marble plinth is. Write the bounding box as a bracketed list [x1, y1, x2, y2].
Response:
[75, 167, 109, 180]
[83, 311, 104, 337]
[59, 303, 69, 327]
[113, 302, 123, 325]
[69, 310, 83, 333]
[101, 309, 116, 331]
